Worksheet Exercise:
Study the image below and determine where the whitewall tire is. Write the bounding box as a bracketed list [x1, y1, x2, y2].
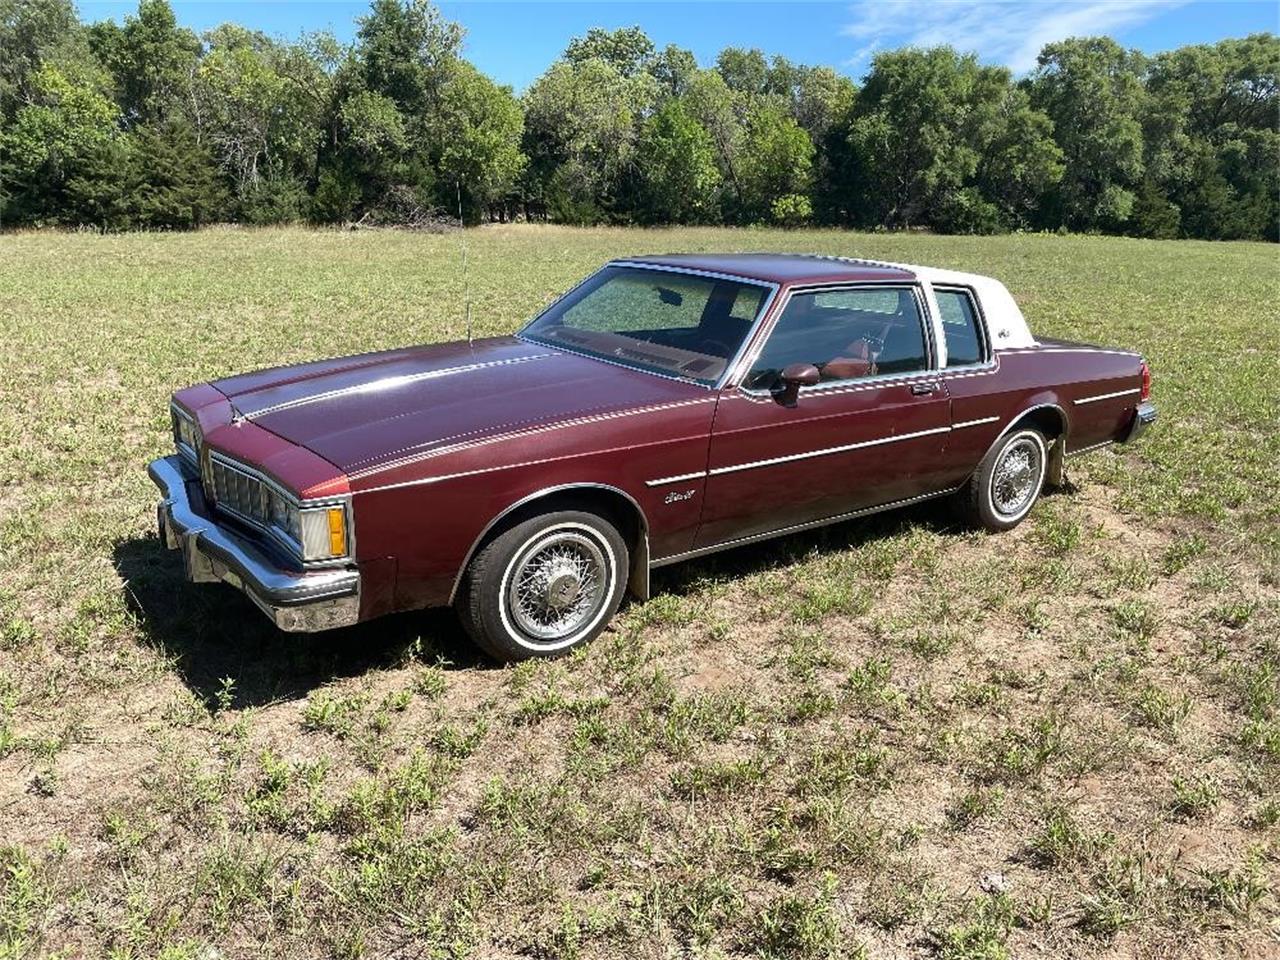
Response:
[456, 510, 628, 661]
[958, 428, 1048, 532]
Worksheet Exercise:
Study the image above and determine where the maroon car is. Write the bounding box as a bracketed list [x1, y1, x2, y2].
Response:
[149, 254, 1155, 659]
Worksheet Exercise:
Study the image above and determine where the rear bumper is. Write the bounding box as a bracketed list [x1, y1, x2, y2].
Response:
[1121, 401, 1157, 443]
[148, 455, 360, 632]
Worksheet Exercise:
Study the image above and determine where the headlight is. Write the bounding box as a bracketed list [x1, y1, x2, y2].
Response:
[268, 492, 347, 562]
[171, 404, 201, 461]
[205, 450, 351, 564]
[298, 505, 349, 561]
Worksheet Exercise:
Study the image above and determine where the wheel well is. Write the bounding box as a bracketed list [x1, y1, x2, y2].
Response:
[1008, 404, 1068, 486]
[1011, 405, 1067, 441]
[450, 486, 650, 605]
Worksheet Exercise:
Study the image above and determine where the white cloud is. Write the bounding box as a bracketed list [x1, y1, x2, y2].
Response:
[841, 0, 1189, 74]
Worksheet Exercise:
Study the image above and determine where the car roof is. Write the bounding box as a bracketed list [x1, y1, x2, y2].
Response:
[612, 253, 1039, 350]
[617, 253, 917, 286]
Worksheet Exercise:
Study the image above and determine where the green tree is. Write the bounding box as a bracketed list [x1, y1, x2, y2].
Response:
[1142, 34, 1279, 239]
[842, 47, 987, 228]
[436, 61, 525, 221]
[975, 87, 1065, 229]
[649, 43, 698, 97]
[355, 0, 462, 119]
[0, 0, 80, 119]
[195, 25, 324, 220]
[120, 118, 225, 227]
[684, 68, 746, 209]
[522, 56, 656, 222]
[1027, 37, 1147, 231]
[836, 47, 1061, 231]
[634, 98, 721, 223]
[314, 0, 470, 222]
[0, 61, 120, 222]
[88, 0, 200, 124]
[565, 26, 655, 78]
[716, 47, 769, 96]
[737, 100, 813, 223]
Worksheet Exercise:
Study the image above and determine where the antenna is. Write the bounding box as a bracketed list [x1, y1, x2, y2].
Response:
[457, 181, 472, 346]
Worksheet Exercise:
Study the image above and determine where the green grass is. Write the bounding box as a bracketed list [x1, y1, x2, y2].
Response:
[0, 224, 1277, 957]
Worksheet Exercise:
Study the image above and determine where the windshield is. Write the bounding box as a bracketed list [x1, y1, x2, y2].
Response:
[520, 265, 771, 385]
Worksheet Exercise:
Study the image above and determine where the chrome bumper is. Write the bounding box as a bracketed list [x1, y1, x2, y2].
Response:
[148, 455, 360, 632]
[1122, 401, 1157, 443]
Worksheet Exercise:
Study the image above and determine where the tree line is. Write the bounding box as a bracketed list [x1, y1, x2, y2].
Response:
[1, 0, 1275, 239]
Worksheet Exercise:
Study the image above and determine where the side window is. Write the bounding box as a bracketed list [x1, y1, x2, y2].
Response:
[935, 288, 986, 367]
[746, 287, 928, 389]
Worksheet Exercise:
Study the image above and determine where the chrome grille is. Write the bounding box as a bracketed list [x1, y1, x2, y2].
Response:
[209, 457, 268, 524]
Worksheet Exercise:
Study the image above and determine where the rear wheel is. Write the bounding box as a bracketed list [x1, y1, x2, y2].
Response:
[957, 428, 1048, 531]
[456, 510, 628, 661]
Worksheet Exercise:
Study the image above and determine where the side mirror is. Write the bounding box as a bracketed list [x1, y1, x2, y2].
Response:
[772, 362, 820, 407]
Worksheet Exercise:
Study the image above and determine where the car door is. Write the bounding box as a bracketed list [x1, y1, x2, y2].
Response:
[695, 284, 952, 548]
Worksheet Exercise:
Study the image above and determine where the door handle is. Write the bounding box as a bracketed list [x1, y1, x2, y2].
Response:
[910, 382, 938, 395]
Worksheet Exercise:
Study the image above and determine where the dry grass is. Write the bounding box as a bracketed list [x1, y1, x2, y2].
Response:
[0, 225, 1277, 958]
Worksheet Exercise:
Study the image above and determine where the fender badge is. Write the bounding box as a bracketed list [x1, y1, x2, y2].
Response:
[665, 489, 696, 504]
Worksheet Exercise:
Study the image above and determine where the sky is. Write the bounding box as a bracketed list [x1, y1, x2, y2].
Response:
[77, 0, 1279, 91]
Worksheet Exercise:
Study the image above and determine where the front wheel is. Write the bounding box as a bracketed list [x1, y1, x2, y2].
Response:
[456, 510, 629, 661]
[957, 428, 1048, 531]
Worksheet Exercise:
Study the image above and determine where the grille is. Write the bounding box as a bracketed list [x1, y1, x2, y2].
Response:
[209, 458, 268, 524]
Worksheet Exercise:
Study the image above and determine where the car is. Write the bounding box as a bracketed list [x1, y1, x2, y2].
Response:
[149, 253, 1156, 659]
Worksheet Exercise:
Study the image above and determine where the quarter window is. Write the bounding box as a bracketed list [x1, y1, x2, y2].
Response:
[746, 287, 928, 390]
[935, 288, 986, 367]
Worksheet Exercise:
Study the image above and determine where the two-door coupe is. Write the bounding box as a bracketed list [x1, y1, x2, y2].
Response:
[149, 254, 1156, 659]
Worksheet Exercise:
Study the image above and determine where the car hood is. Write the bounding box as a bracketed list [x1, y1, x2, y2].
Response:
[211, 336, 704, 473]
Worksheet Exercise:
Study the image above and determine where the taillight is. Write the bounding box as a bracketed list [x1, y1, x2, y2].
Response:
[1139, 361, 1151, 401]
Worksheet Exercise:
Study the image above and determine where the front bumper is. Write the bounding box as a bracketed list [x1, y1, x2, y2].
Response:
[148, 455, 360, 632]
[1121, 400, 1157, 443]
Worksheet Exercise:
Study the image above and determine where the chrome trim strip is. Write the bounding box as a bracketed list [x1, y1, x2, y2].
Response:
[347, 396, 716, 480]
[952, 416, 999, 430]
[651, 487, 959, 568]
[1073, 388, 1140, 406]
[1000, 347, 1141, 358]
[645, 471, 707, 487]
[708, 425, 952, 477]
[963, 402, 1071, 489]
[238, 354, 550, 420]
[446, 481, 651, 606]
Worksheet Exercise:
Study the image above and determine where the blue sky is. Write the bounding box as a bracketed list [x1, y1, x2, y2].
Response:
[78, 1, 1278, 91]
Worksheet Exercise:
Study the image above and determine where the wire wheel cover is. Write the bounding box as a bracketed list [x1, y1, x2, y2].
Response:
[992, 437, 1042, 516]
[506, 529, 609, 641]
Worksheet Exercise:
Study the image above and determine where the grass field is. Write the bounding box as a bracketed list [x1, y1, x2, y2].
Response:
[0, 225, 1277, 959]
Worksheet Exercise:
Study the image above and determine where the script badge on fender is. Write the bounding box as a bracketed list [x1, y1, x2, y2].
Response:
[665, 488, 696, 504]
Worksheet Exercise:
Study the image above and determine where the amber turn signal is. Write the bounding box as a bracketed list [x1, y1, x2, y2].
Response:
[327, 506, 346, 557]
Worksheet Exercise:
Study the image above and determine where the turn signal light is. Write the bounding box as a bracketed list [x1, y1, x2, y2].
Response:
[327, 506, 346, 556]
[1140, 361, 1151, 401]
